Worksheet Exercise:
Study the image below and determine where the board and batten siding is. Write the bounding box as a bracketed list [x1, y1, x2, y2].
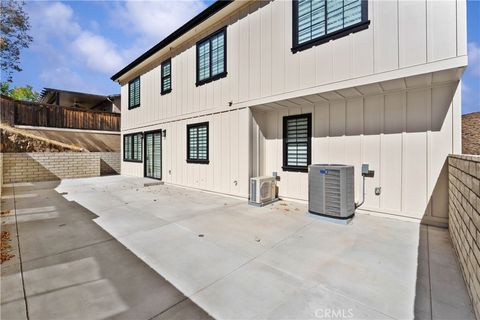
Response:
[120, 0, 466, 131]
[119, 0, 466, 224]
[122, 108, 251, 198]
[251, 82, 461, 224]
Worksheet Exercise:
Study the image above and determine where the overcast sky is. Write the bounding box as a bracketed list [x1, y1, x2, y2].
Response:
[6, 0, 480, 114]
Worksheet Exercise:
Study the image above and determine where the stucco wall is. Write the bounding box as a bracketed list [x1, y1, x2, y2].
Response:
[1, 152, 120, 184]
[448, 154, 480, 318]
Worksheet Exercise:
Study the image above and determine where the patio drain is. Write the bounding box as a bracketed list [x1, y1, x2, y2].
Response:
[198, 234, 204, 238]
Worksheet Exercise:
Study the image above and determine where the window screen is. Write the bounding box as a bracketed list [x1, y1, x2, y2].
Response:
[198, 41, 210, 82]
[187, 122, 209, 163]
[293, 0, 367, 51]
[123, 133, 142, 162]
[128, 77, 140, 109]
[210, 31, 225, 77]
[283, 114, 312, 171]
[196, 28, 226, 85]
[161, 59, 171, 95]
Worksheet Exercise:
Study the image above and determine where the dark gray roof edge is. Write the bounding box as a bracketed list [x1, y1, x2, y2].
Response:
[110, 0, 234, 82]
[39, 87, 111, 100]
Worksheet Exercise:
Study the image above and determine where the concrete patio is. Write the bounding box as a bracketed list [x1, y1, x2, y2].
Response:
[49, 176, 475, 320]
[0, 180, 211, 320]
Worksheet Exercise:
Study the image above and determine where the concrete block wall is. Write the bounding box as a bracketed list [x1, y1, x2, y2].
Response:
[448, 154, 480, 319]
[98, 152, 121, 175]
[1, 152, 120, 184]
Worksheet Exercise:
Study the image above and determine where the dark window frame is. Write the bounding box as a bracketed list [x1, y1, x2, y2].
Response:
[186, 122, 209, 164]
[123, 132, 143, 162]
[282, 113, 312, 172]
[128, 76, 141, 109]
[161, 59, 172, 95]
[196, 27, 227, 87]
[143, 129, 163, 180]
[292, 0, 370, 53]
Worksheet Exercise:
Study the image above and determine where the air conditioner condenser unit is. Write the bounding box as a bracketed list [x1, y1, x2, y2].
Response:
[249, 176, 278, 206]
[308, 164, 355, 219]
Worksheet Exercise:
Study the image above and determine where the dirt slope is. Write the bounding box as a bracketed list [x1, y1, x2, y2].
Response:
[19, 127, 120, 152]
[462, 112, 480, 155]
[0, 124, 83, 152]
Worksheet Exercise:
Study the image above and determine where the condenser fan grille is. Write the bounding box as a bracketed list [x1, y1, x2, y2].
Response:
[308, 164, 355, 219]
[325, 169, 341, 215]
[260, 181, 272, 200]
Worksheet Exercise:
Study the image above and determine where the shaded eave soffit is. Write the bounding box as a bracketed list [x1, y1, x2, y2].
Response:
[252, 68, 465, 111]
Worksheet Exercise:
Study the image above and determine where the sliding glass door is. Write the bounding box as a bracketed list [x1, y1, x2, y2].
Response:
[144, 130, 162, 180]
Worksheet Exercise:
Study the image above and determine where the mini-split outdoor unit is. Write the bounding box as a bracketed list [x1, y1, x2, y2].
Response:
[308, 164, 355, 219]
[249, 176, 277, 206]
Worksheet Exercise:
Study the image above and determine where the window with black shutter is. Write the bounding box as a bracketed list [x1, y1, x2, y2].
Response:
[128, 77, 140, 109]
[196, 28, 227, 86]
[292, 0, 369, 53]
[123, 133, 142, 162]
[187, 122, 209, 164]
[283, 114, 312, 172]
[161, 59, 171, 95]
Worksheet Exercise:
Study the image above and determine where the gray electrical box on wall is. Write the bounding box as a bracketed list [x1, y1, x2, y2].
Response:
[308, 164, 355, 219]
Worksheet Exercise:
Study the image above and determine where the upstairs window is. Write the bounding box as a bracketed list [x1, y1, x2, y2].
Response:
[187, 122, 209, 164]
[292, 0, 369, 52]
[124, 133, 142, 162]
[128, 77, 140, 109]
[161, 59, 171, 95]
[283, 114, 312, 172]
[196, 28, 227, 86]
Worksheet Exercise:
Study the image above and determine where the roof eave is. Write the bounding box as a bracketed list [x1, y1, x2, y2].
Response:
[110, 0, 234, 82]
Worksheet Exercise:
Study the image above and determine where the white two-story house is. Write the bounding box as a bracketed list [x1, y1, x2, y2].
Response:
[112, 0, 467, 226]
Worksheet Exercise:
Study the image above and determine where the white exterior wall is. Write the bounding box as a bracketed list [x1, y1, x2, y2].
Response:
[119, 0, 466, 224]
[120, 0, 467, 130]
[252, 81, 461, 225]
[122, 107, 251, 198]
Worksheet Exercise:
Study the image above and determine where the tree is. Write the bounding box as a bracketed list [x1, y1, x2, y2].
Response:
[9, 84, 39, 101]
[0, 82, 39, 102]
[0, 81, 9, 95]
[0, 0, 33, 82]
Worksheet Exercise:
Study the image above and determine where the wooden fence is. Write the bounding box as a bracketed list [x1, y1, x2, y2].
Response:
[0, 95, 120, 131]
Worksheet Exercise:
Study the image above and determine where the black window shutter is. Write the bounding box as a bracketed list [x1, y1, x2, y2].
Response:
[283, 114, 312, 172]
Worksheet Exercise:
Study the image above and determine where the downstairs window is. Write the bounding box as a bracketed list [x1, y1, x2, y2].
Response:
[283, 114, 312, 172]
[187, 122, 209, 164]
[124, 133, 142, 162]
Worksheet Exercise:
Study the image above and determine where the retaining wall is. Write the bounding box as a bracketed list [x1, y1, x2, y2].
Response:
[448, 154, 480, 318]
[1, 152, 120, 184]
